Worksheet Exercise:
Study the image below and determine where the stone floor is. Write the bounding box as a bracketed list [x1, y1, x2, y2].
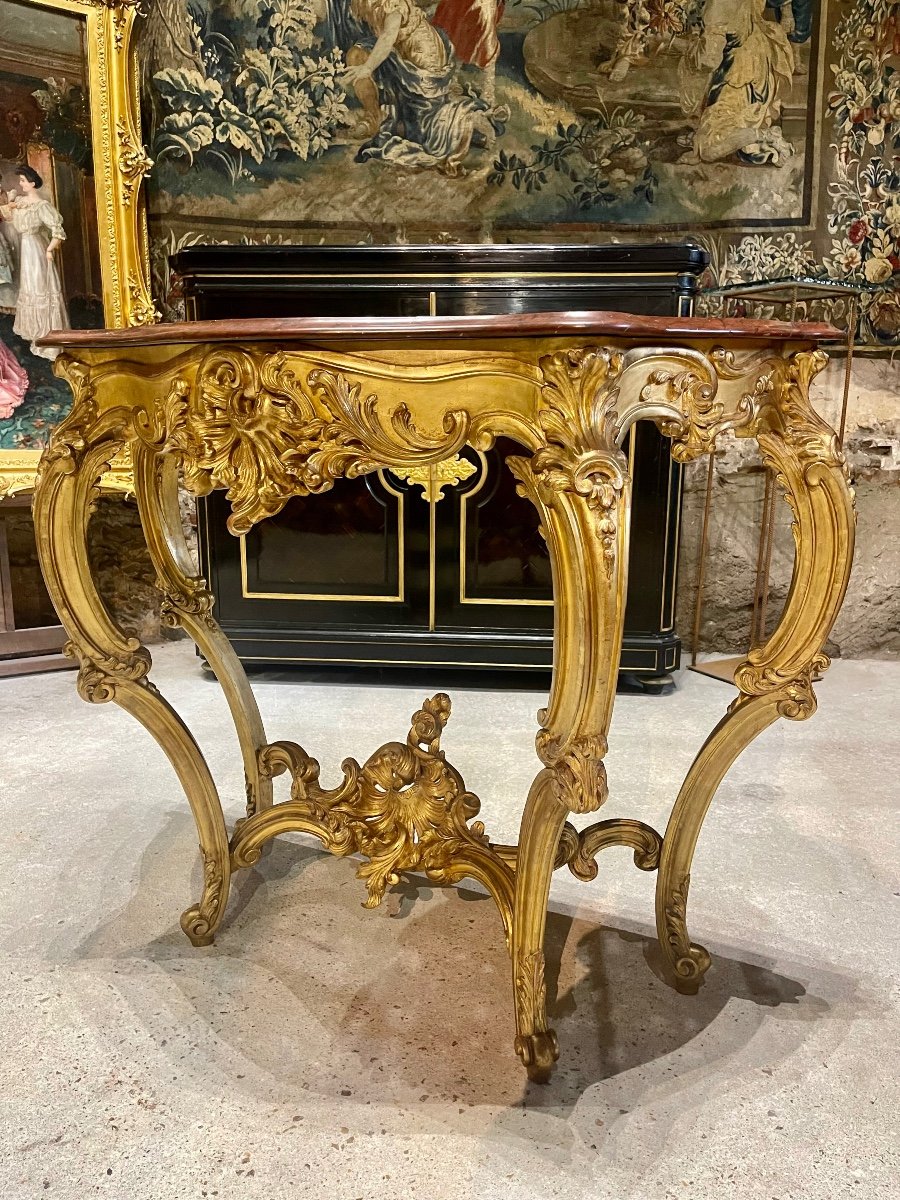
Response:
[0, 643, 897, 1199]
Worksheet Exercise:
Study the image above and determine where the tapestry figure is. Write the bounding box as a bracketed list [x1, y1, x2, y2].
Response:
[432, 0, 504, 102]
[678, 0, 795, 165]
[330, 0, 506, 174]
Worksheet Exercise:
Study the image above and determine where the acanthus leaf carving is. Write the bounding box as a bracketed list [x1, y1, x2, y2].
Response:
[134, 351, 471, 535]
[535, 730, 610, 815]
[67, 643, 153, 704]
[237, 694, 513, 916]
[40, 359, 99, 476]
[529, 346, 629, 577]
[663, 872, 711, 988]
[181, 848, 225, 945]
[116, 119, 154, 206]
[158, 577, 217, 632]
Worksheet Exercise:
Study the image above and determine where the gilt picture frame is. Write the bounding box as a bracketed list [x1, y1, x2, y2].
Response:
[0, 0, 155, 498]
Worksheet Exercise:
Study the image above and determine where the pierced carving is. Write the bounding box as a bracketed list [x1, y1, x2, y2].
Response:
[650, 367, 723, 462]
[135, 353, 470, 535]
[232, 695, 514, 918]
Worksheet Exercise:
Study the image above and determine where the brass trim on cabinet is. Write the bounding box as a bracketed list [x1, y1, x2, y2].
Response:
[235, 651, 665, 673]
[658, 451, 675, 630]
[238, 470, 406, 603]
[181, 270, 683, 283]
[664, 456, 686, 633]
[457, 435, 636, 609]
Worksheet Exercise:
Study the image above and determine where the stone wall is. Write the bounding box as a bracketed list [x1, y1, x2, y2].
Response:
[676, 358, 900, 660]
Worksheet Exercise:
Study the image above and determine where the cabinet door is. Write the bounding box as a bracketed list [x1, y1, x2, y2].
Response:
[201, 470, 427, 631]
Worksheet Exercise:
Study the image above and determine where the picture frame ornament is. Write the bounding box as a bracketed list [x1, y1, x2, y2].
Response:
[0, 0, 156, 498]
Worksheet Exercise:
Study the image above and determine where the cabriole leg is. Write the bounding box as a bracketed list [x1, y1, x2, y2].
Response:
[655, 350, 856, 990]
[33, 412, 231, 946]
[131, 446, 273, 822]
[508, 346, 632, 1080]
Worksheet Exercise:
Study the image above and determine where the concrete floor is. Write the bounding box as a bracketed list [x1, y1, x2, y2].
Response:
[0, 643, 897, 1199]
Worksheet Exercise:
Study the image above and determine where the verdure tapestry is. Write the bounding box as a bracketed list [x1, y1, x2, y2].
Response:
[141, 0, 900, 345]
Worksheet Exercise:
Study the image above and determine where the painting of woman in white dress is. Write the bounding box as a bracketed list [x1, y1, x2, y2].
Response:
[0, 0, 104, 453]
[1, 165, 70, 360]
[0, 231, 26, 419]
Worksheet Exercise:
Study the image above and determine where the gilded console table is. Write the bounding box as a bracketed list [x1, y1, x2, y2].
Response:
[34, 312, 855, 1082]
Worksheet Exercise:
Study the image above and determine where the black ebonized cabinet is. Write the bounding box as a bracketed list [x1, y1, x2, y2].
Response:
[175, 244, 708, 681]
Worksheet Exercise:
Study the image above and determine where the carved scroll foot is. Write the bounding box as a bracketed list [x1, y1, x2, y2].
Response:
[657, 870, 711, 994]
[511, 773, 570, 1083]
[181, 848, 228, 946]
[515, 1027, 561, 1084]
[655, 694, 785, 991]
[513, 942, 560, 1081]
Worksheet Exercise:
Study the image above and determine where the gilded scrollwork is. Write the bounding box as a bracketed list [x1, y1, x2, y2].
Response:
[67, 644, 153, 704]
[535, 731, 610, 816]
[158, 579, 217, 632]
[567, 818, 663, 880]
[181, 848, 226, 946]
[134, 351, 472, 535]
[116, 119, 154, 206]
[33, 323, 857, 1075]
[662, 872, 711, 990]
[526, 346, 629, 577]
[729, 350, 853, 713]
[127, 274, 160, 328]
[232, 694, 515, 924]
[642, 348, 780, 463]
[648, 366, 723, 461]
[39, 360, 100, 476]
[512, 949, 559, 1074]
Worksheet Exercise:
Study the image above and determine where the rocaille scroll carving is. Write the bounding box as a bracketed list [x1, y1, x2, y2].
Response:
[133, 350, 471, 535]
[521, 346, 629, 578]
[232, 694, 514, 921]
[733, 351, 854, 710]
[67, 644, 153, 704]
[535, 731, 610, 816]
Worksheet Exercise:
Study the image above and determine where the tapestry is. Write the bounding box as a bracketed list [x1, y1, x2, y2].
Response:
[0, 0, 103, 452]
[139, 0, 899, 345]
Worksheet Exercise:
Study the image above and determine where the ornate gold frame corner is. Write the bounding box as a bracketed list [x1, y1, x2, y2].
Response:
[0, 0, 156, 500]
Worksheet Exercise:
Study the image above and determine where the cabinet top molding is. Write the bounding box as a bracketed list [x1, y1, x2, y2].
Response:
[38, 310, 840, 352]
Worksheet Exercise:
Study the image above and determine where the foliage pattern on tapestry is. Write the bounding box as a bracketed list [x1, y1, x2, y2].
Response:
[140, 0, 898, 345]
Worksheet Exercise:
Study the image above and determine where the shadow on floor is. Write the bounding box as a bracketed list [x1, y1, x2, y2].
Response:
[67, 821, 850, 1122]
